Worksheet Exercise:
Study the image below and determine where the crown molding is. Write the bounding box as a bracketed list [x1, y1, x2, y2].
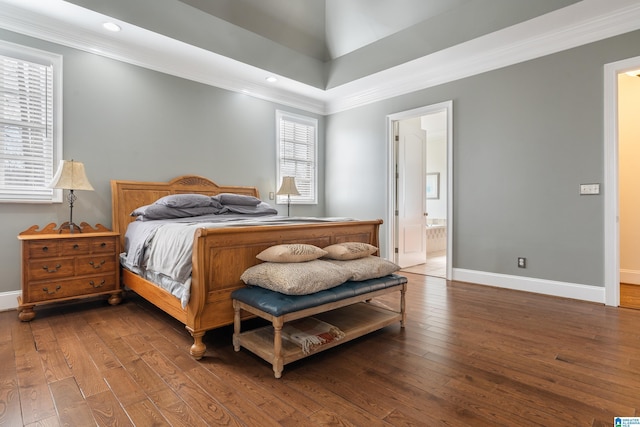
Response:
[0, 0, 639, 115]
[323, 0, 640, 114]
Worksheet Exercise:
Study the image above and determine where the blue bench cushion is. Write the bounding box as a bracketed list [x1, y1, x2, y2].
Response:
[231, 274, 407, 317]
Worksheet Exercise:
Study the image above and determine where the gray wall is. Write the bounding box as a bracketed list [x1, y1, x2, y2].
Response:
[326, 29, 640, 288]
[4, 26, 640, 296]
[0, 29, 325, 295]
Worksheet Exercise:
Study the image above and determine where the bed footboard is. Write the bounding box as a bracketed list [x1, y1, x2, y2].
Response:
[184, 220, 383, 358]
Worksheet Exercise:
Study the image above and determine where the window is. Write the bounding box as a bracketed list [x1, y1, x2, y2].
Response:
[276, 110, 317, 205]
[0, 41, 62, 203]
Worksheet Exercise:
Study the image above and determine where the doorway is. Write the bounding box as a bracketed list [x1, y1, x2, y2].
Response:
[604, 55, 640, 307]
[386, 101, 453, 280]
[615, 64, 640, 308]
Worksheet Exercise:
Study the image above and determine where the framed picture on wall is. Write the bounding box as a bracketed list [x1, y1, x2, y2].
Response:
[426, 172, 440, 200]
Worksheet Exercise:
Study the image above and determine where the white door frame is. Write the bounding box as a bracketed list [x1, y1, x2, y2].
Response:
[386, 100, 453, 280]
[604, 55, 640, 306]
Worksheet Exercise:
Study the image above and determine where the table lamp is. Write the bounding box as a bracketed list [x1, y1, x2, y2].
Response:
[49, 159, 94, 233]
[276, 176, 300, 216]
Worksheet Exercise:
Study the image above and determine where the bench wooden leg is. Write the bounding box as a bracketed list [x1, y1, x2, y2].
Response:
[233, 300, 241, 352]
[272, 317, 284, 378]
[400, 284, 407, 328]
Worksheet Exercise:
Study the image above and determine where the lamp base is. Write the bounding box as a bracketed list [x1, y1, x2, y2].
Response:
[58, 222, 83, 234]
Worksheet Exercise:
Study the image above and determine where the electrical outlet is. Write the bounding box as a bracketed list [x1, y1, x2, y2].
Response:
[518, 257, 526, 268]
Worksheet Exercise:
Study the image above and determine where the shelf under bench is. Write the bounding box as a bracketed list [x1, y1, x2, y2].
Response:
[232, 275, 407, 378]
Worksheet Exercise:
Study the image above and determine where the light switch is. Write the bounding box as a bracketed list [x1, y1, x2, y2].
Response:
[580, 183, 600, 195]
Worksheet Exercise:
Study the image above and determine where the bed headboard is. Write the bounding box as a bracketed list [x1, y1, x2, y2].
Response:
[111, 175, 260, 250]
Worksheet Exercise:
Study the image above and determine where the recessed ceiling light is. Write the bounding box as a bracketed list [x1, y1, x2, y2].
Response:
[102, 22, 121, 32]
[265, 76, 278, 83]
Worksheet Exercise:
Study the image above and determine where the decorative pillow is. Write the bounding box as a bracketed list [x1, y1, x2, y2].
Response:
[155, 193, 216, 208]
[323, 242, 378, 260]
[326, 256, 400, 281]
[130, 204, 221, 220]
[213, 193, 261, 206]
[240, 260, 352, 295]
[257, 244, 327, 263]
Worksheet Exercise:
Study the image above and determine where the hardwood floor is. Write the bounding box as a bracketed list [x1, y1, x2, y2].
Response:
[2, 273, 639, 426]
[621, 283, 640, 309]
[401, 250, 446, 278]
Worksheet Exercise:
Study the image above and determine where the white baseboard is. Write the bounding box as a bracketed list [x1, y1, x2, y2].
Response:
[0, 270, 607, 313]
[620, 269, 640, 285]
[0, 290, 20, 312]
[452, 269, 605, 304]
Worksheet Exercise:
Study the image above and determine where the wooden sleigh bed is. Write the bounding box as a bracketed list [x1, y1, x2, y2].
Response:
[111, 175, 382, 359]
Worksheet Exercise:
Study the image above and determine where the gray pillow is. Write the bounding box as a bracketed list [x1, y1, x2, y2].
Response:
[325, 256, 400, 281]
[240, 260, 352, 295]
[219, 202, 277, 216]
[131, 204, 221, 220]
[155, 193, 216, 208]
[214, 193, 261, 206]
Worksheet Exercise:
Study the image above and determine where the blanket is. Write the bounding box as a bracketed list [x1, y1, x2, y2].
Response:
[122, 215, 356, 308]
[281, 317, 345, 355]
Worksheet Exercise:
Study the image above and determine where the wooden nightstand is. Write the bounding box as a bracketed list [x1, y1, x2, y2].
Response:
[17, 222, 122, 321]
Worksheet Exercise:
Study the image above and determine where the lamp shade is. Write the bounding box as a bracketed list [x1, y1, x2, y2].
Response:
[276, 176, 300, 196]
[49, 160, 94, 191]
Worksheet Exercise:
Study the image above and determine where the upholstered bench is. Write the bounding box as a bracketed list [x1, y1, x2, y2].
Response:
[232, 274, 407, 378]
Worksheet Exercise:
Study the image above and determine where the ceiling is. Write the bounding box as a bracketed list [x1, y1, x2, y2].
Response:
[177, 0, 471, 61]
[1, 0, 640, 114]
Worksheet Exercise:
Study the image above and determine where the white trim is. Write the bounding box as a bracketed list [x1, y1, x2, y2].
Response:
[604, 54, 640, 307]
[604, 59, 620, 307]
[0, 290, 20, 312]
[620, 269, 640, 285]
[386, 100, 453, 280]
[0, 0, 640, 114]
[452, 269, 605, 304]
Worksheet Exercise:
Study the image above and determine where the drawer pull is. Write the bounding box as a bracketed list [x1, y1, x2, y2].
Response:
[89, 259, 106, 269]
[89, 280, 105, 288]
[42, 264, 61, 273]
[73, 244, 79, 250]
[100, 242, 106, 247]
[41, 246, 49, 252]
[42, 285, 61, 295]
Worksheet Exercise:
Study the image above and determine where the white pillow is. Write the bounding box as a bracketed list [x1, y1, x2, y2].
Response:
[326, 256, 400, 281]
[256, 244, 327, 263]
[240, 260, 352, 295]
[323, 242, 377, 260]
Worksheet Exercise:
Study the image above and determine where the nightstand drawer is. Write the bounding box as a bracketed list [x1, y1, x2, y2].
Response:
[26, 257, 75, 281]
[28, 240, 62, 258]
[60, 239, 91, 254]
[91, 238, 116, 253]
[26, 273, 118, 302]
[76, 254, 116, 275]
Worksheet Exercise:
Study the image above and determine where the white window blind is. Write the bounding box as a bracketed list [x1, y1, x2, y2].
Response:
[0, 43, 60, 203]
[276, 110, 317, 204]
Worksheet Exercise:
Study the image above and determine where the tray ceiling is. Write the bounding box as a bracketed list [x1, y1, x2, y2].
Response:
[1, 0, 639, 114]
